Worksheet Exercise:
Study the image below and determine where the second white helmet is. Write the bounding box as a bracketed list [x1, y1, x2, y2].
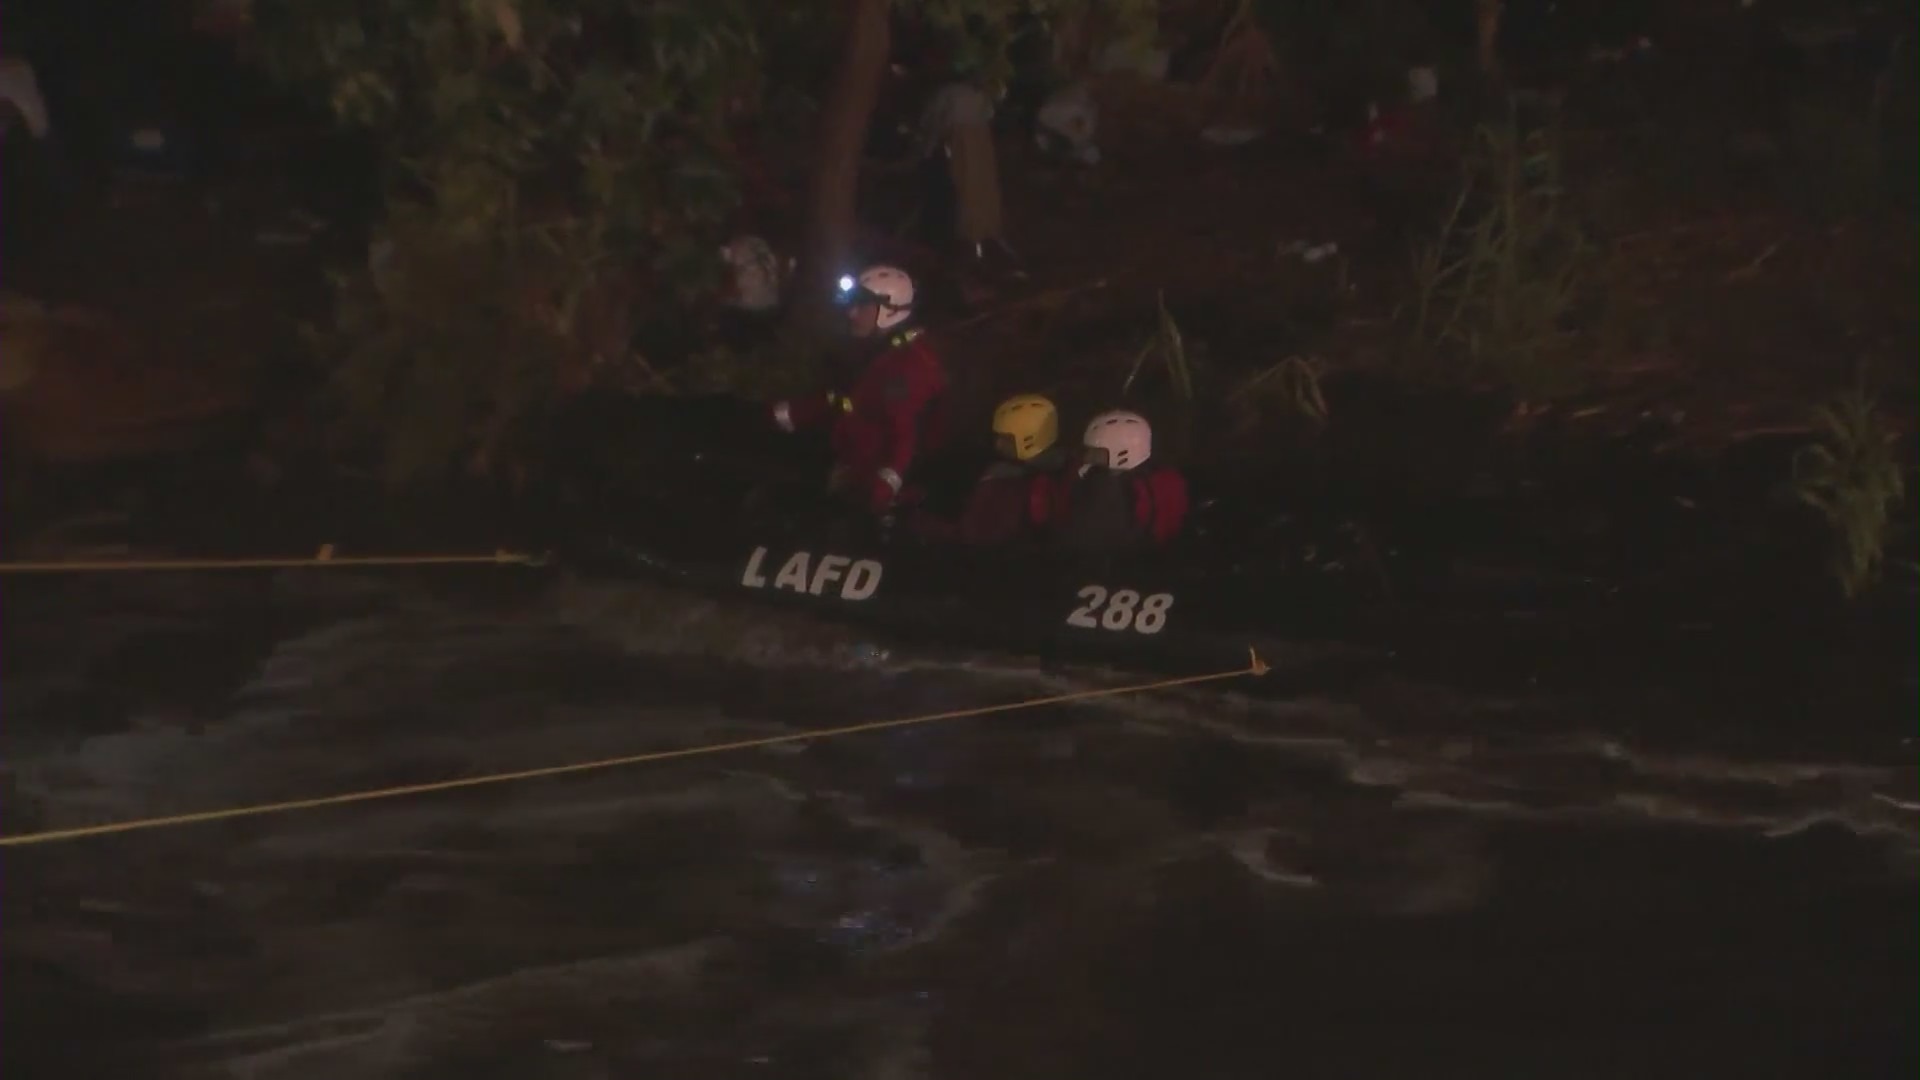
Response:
[1083, 410, 1152, 471]
[838, 264, 916, 330]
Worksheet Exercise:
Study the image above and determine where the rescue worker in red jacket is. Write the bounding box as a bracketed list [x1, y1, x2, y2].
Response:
[770, 264, 949, 513]
[1046, 410, 1189, 553]
[953, 393, 1070, 545]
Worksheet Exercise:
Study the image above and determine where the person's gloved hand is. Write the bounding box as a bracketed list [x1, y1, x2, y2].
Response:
[770, 400, 794, 433]
[869, 468, 903, 512]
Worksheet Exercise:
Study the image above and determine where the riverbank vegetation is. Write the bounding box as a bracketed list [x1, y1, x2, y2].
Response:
[2, 0, 1911, 598]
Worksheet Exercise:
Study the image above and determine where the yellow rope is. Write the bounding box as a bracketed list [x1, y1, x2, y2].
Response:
[0, 650, 1269, 848]
[0, 546, 546, 575]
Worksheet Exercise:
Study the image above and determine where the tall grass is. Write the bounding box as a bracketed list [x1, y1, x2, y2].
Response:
[1408, 115, 1593, 400]
[1229, 354, 1329, 435]
[1787, 383, 1908, 600]
[1121, 290, 1197, 405]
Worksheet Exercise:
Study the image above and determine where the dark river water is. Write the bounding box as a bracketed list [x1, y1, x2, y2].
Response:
[2, 558, 1913, 1080]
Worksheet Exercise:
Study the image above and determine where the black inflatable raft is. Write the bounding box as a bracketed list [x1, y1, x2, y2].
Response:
[549, 391, 1396, 672]
[566, 500, 1397, 675]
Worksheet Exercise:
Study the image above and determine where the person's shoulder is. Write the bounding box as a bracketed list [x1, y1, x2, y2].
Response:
[906, 334, 948, 376]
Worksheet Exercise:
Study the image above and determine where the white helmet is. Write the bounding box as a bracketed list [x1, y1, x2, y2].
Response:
[1083, 410, 1152, 471]
[838, 264, 916, 330]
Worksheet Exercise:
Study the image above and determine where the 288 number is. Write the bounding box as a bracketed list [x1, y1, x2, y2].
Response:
[1065, 585, 1174, 635]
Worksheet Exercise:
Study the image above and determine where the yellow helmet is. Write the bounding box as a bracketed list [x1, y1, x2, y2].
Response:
[991, 394, 1059, 461]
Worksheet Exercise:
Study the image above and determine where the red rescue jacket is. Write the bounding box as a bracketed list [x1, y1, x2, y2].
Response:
[1038, 463, 1189, 553]
[778, 328, 949, 485]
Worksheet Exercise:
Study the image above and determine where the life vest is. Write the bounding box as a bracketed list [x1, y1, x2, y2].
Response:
[1054, 467, 1146, 554]
[1050, 462, 1188, 554]
[960, 447, 1068, 545]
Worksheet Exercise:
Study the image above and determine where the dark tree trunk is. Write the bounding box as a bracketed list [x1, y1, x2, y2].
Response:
[1476, 0, 1503, 80]
[787, 0, 892, 336]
